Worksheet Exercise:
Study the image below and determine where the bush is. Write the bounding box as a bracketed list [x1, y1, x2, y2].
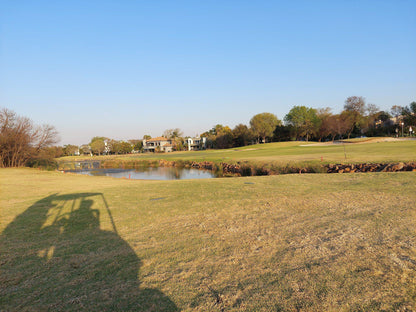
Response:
[26, 158, 58, 170]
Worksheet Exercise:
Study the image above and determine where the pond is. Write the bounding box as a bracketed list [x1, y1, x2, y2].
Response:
[66, 167, 216, 180]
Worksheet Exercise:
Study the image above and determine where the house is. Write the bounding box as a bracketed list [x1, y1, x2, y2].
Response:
[143, 137, 173, 153]
[186, 137, 206, 151]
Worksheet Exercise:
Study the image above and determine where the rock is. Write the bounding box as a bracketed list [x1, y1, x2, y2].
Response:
[391, 162, 404, 171]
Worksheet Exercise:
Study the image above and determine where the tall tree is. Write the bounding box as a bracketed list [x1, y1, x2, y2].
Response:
[343, 96, 367, 138]
[284, 106, 319, 141]
[250, 113, 281, 143]
[390, 105, 403, 118]
[365, 103, 381, 131]
[401, 101, 416, 128]
[232, 124, 252, 147]
[316, 107, 333, 141]
[90, 137, 106, 155]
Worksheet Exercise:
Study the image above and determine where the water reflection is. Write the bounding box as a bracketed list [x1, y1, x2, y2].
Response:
[68, 167, 215, 180]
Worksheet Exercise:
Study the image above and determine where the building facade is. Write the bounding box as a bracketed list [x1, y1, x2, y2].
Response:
[143, 137, 173, 152]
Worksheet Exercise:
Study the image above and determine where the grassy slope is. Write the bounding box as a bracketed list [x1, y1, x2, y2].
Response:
[59, 139, 416, 165]
[1, 168, 416, 311]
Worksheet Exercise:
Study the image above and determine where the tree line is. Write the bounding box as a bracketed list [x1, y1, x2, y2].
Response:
[201, 97, 416, 149]
[1, 97, 415, 167]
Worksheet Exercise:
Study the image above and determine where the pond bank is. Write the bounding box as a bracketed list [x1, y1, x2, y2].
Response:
[85, 159, 416, 177]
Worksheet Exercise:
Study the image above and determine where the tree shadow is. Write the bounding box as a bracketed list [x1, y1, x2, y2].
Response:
[0, 193, 178, 311]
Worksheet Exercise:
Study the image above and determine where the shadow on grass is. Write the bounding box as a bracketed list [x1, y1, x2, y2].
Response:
[0, 193, 178, 311]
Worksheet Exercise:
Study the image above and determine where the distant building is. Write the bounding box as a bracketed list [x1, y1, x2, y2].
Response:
[186, 137, 206, 151]
[143, 137, 173, 153]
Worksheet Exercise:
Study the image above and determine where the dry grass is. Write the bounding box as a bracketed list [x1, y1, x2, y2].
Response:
[1, 169, 416, 311]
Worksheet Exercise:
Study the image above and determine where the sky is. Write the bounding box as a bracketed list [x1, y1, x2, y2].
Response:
[1, 0, 415, 145]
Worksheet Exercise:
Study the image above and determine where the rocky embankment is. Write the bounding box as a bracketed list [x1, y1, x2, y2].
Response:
[105, 159, 416, 176]
[159, 160, 416, 175]
[327, 162, 416, 173]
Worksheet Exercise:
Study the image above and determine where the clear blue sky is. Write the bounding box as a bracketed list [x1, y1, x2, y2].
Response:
[1, 1, 415, 145]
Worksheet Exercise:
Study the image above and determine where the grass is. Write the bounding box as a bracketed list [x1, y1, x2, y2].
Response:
[59, 138, 416, 167]
[1, 168, 416, 311]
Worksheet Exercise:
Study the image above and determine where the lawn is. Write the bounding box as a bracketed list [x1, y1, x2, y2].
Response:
[59, 138, 416, 166]
[1, 168, 416, 311]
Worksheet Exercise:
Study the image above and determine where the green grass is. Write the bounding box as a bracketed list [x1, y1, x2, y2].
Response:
[59, 138, 416, 167]
[1, 168, 416, 311]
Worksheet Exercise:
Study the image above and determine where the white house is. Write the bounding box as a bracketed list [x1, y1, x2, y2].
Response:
[143, 137, 173, 153]
[186, 137, 206, 151]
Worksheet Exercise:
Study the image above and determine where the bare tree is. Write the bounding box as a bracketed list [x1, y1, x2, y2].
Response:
[0, 108, 59, 167]
[316, 107, 332, 141]
[390, 105, 403, 118]
[162, 128, 183, 139]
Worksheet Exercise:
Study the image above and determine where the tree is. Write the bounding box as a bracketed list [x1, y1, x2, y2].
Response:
[343, 96, 367, 138]
[363, 103, 380, 133]
[128, 140, 143, 152]
[337, 112, 353, 139]
[250, 113, 281, 143]
[390, 105, 403, 118]
[0, 108, 59, 167]
[119, 141, 133, 154]
[273, 125, 294, 142]
[90, 137, 106, 155]
[344, 96, 366, 115]
[162, 128, 183, 139]
[162, 128, 184, 151]
[213, 125, 233, 149]
[63, 144, 79, 156]
[284, 106, 319, 141]
[232, 124, 252, 147]
[401, 101, 416, 128]
[201, 124, 233, 149]
[316, 107, 333, 141]
[109, 140, 132, 154]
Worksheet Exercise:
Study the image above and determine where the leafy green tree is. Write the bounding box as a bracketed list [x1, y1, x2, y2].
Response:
[213, 125, 233, 149]
[63, 144, 79, 156]
[250, 113, 281, 143]
[90, 138, 105, 155]
[401, 102, 416, 128]
[232, 124, 252, 147]
[109, 140, 132, 154]
[119, 141, 133, 154]
[201, 124, 233, 149]
[284, 106, 319, 141]
[129, 140, 143, 152]
[273, 125, 295, 142]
